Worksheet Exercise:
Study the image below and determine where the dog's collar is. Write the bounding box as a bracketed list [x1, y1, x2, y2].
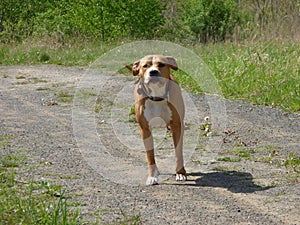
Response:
[138, 78, 170, 102]
[148, 96, 166, 101]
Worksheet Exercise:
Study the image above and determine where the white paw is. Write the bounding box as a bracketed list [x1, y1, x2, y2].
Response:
[146, 176, 158, 185]
[176, 173, 187, 181]
[146, 165, 160, 185]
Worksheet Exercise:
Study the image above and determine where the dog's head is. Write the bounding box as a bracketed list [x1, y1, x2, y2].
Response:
[132, 55, 178, 85]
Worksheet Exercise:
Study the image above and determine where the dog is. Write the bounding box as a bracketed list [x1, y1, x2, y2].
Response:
[126, 55, 186, 185]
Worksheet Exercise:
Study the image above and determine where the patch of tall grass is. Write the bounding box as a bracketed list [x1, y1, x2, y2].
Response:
[194, 42, 300, 112]
[0, 165, 81, 224]
[0, 39, 299, 113]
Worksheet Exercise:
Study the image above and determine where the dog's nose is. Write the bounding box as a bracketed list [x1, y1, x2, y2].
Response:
[149, 69, 159, 77]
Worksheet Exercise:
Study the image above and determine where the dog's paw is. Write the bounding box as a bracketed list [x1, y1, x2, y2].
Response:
[176, 167, 187, 181]
[176, 173, 187, 181]
[146, 165, 160, 185]
[146, 176, 159, 185]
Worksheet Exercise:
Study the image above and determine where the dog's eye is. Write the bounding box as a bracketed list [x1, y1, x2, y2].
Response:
[158, 63, 165, 68]
[143, 64, 148, 68]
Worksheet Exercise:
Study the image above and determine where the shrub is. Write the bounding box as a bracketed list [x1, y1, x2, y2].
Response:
[1, 0, 165, 43]
[181, 0, 242, 42]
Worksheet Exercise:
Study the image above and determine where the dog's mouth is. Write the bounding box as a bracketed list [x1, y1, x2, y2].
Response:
[145, 72, 167, 85]
[147, 76, 162, 84]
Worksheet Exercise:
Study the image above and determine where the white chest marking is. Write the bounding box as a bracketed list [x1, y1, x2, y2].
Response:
[144, 99, 172, 128]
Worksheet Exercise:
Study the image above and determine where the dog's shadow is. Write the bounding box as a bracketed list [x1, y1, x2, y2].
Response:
[180, 171, 274, 193]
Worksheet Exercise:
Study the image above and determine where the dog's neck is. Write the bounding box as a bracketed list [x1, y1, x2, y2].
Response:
[139, 79, 170, 102]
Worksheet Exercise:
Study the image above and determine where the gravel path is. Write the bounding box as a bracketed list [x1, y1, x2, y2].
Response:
[0, 65, 299, 224]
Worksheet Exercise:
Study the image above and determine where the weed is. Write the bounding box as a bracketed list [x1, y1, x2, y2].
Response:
[110, 209, 142, 225]
[95, 97, 103, 113]
[0, 133, 15, 149]
[36, 87, 51, 91]
[15, 74, 26, 79]
[200, 116, 212, 136]
[28, 77, 48, 84]
[225, 147, 256, 161]
[284, 153, 300, 173]
[217, 157, 241, 162]
[52, 82, 65, 87]
[1, 154, 26, 167]
[55, 90, 74, 103]
[128, 106, 136, 123]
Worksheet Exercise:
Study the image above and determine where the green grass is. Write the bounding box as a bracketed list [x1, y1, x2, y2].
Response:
[0, 38, 115, 66]
[108, 210, 142, 225]
[284, 153, 300, 172]
[194, 42, 300, 112]
[0, 131, 81, 224]
[55, 90, 74, 103]
[0, 161, 81, 224]
[1, 39, 299, 113]
[0, 131, 142, 224]
[217, 157, 241, 162]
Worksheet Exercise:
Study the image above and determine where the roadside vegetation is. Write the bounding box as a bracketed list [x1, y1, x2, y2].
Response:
[1, 0, 299, 112]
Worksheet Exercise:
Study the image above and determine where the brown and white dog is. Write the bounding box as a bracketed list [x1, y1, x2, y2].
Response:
[126, 55, 186, 185]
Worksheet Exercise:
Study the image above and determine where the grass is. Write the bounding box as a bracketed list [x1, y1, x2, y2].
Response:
[0, 131, 143, 224]
[1, 39, 299, 113]
[217, 157, 241, 162]
[0, 131, 81, 224]
[107, 210, 142, 225]
[194, 42, 300, 113]
[0, 133, 15, 149]
[284, 153, 300, 173]
[0, 38, 114, 66]
[55, 90, 75, 103]
[0, 160, 81, 224]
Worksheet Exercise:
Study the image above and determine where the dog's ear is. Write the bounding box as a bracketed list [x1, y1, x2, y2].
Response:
[125, 61, 140, 76]
[132, 60, 140, 76]
[166, 56, 178, 71]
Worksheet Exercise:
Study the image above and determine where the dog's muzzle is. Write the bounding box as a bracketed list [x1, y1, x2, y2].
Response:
[149, 69, 160, 77]
[146, 69, 163, 84]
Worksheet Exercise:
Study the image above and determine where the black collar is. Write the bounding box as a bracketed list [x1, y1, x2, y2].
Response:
[138, 78, 170, 102]
[148, 96, 166, 101]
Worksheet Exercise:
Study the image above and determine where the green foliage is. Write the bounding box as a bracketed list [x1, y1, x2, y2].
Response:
[181, 0, 242, 42]
[1, 0, 300, 43]
[0, 0, 51, 41]
[1, 0, 165, 43]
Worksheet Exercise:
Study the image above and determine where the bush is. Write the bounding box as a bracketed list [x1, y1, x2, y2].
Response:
[1, 0, 165, 43]
[181, 0, 242, 42]
[1, 0, 299, 43]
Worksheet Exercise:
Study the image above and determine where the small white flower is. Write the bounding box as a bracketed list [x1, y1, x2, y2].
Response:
[206, 132, 212, 137]
[204, 116, 210, 122]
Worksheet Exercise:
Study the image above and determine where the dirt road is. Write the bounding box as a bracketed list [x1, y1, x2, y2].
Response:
[0, 65, 299, 224]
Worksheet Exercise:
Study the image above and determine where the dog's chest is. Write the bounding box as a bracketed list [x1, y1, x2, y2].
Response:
[144, 99, 172, 128]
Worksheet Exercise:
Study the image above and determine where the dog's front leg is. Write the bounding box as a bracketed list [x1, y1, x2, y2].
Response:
[170, 116, 186, 181]
[138, 122, 160, 185]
